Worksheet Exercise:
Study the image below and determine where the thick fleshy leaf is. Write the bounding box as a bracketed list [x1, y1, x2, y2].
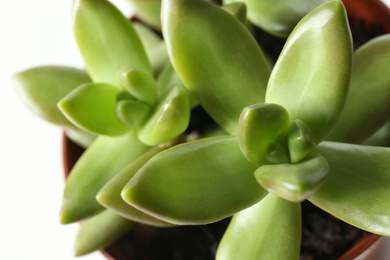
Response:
[162, 0, 270, 135]
[310, 141, 390, 235]
[266, 1, 352, 143]
[97, 148, 174, 227]
[74, 210, 135, 256]
[238, 103, 289, 164]
[126, 0, 162, 30]
[137, 85, 190, 146]
[58, 82, 130, 136]
[327, 34, 390, 143]
[115, 99, 151, 128]
[119, 68, 157, 105]
[223, 0, 328, 38]
[13, 66, 90, 128]
[156, 63, 198, 108]
[362, 121, 390, 147]
[221, 2, 247, 24]
[73, 0, 151, 86]
[217, 194, 301, 260]
[60, 132, 149, 224]
[65, 129, 96, 149]
[122, 136, 267, 225]
[288, 119, 315, 163]
[255, 154, 328, 202]
[133, 22, 168, 75]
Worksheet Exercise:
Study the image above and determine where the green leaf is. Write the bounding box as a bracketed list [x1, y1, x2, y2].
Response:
[58, 82, 130, 136]
[119, 68, 157, 105]
[288, 119, 315, 163]
[137, 85, 190, 146]
[97, 148, 174, 227]
[133, 22, 168, 75]
[73, 0, 151, 86]
[238, 103, 289, 164]
[327, 34, 390, 143]
[266, 1, 352, 143]
[126, 0, 162, 30]
[162, 0, 270, 134]
[122, 136, 266, 225]
[255, 154, 328, 202]
[362, 121, 390, 147]
[74, 209, 135, 256]
[13, 66, 90, 128]
[156, 63, 198, 108]
[310, 141, 390, 235]
[223, 0, 328, 38]
[65, 129, 96, 149]
[60, 132, 149, 224]
[217, 194, 301, 260]
[221, 2, 247, 25]
[115, 99, 151, 128]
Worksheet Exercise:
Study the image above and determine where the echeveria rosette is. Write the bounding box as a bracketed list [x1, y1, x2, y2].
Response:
[59, 0, 190, 146]
[123, 1, 390, 259]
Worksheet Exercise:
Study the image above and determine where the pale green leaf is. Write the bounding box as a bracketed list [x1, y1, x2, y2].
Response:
[162, 0, 270, 134]
[58, 82, 130, 136]
[217, 194, 301, 260]
[60, 132, 149, 224]
[266, 1, 352, 143]
[74, 209, 135, 256]
[13, 66, 90, 128]
[310, 141, 390, 235]
[122, 136, 266, 225]
[97, 148, 174, 227]
[73, 0, 151, 86]
[327, 34, 390, 143]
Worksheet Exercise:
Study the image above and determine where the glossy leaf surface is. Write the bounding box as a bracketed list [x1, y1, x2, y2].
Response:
[156, 63, 198, 108]
[122, 136, 266, 225]
[310, 142, 390, 235]
[73, 0, 151, 86]
[327, 34, 390, 143]
[217, 194, 301, 260]
[119, 68, 157, 105]
[238, 103, 289, 163]
[266, 1, 352, 143]
[288, 119, 315, 163]
[224, 0, 327, 37]
[60, 132, 149, 224]
[13, 66, 90, 128]
[137, 85, 190, 146]
[255, 154, 328, 202]
[74, 209, 135, 256]
[58, 82, 130, 136]
[133, 22, 168, 74]
[162, 0, 270, 134]
[115, 99, 151, 128]
[97, 148, 174, 227]
[65, 129, 96, 149]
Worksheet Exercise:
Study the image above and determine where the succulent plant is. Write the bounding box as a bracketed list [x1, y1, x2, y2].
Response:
[13, 0, 390, 258]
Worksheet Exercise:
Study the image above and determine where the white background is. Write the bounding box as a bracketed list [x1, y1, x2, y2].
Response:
[1, 0, 390, 259]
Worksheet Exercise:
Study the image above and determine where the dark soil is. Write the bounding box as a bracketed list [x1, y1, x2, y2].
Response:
[102, 201, 369, 260]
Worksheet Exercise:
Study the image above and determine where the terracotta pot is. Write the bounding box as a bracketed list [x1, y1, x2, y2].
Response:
[342, 0, 390, 33]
